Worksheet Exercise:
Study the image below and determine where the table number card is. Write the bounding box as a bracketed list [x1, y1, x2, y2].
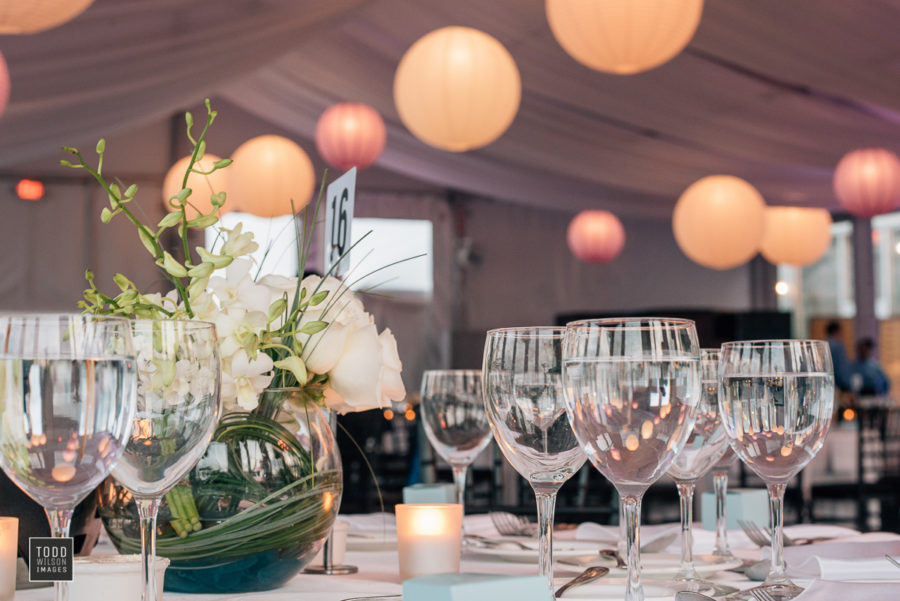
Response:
[324, 167, 356, 278]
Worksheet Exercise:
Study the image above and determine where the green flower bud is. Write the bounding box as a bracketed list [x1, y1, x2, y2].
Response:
[113, 273, 133, 292]
[274, 356, 308, 386]
[196, 247, 233, 268]
[159, 252, 188, 278]
[158, 212, 182, 229]
[100, 207, 113, 223]
[95, 139, 106, 155]
[138, 228, 157, 255]
[188, 215, 217, 229]
[187, 262, 214, 278]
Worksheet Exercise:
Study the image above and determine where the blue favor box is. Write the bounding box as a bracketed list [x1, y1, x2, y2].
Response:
[403, 573, 550, 601]
[402, 483, 457, 504]
[700, 488, 768, 531]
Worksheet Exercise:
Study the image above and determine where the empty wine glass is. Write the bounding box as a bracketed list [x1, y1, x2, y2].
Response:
[111, 319, 220, 601]
[563, 318, 701, 601]
[482, 327, 587, 589]
[420, 370, 492, 522]
[667, 348, 730, 592]
[710, 446, 739, 561]
[0, 314, 137, 601]
[719, 340, 834, 601]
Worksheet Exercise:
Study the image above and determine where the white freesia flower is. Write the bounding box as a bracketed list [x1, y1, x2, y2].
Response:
[221, 350, 273, 412]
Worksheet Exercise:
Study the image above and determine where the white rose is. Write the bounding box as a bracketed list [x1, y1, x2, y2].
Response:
[297, 276, 369, 374]
[376, 328, 405, 404]
[326, 323, 382, 412]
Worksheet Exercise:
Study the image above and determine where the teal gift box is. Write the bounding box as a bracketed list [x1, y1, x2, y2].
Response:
[402, 483, 457, 504]
[403, 573, 550, 601]
[701, 488, 768, 530]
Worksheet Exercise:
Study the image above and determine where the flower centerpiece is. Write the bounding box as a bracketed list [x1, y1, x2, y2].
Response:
[64, 100, 405, 592]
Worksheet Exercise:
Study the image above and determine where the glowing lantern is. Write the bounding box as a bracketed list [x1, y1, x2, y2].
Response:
[0, 0, 95, 34]
[315, 102, 386, 171]
[229, 135, 315, 217]
[16, 179, 43, 201]
[162, 154, 231, 219]
[833, 148, 900, 218]
[394, 26, 521, 152]
[0, 52, 10, 119]
[545, 0, 704, 75]
[673, 175, 766, 270]
[567, 210, 626, 263]
[760, 206, 833, 266]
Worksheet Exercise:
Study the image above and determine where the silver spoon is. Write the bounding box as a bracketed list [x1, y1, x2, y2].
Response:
[554, 566, 610, 598]
[674, 592, 716, 601]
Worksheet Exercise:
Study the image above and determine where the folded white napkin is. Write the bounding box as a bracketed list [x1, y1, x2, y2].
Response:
[789, 556, 900, 581]
[341, 512, 396, 533]
[794, 579, 900, 600]
[783, 534, 900, 581]
[574, 522, 680, 552]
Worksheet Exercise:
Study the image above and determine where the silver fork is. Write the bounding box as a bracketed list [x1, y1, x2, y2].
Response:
[751, 587, 778, 601]
[738, 520, 770, 547]
[489, 511, 537, 536]
[885, 554, 900, 569]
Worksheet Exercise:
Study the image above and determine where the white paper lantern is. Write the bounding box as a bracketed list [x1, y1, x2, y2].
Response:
[673, 175, 766, 270]
[394, 26, 521, 152]
[760, 207, 833, 266]
[162, 154, 231, 220]
[0, 0, 95, 34]
[833, 147, 900, 218]
[567, 210, 626, 263]
[229, 135, 315, 217]
[546, 0, 704, 75]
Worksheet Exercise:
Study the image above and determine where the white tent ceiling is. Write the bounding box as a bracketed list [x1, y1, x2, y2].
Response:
[0, 0, 898, 218]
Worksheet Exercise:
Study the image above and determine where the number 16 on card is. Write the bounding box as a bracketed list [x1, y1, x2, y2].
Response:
[324, 167, 356, 278]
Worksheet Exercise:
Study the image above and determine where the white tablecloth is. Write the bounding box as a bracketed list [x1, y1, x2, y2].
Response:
[15, 515, 900, 601]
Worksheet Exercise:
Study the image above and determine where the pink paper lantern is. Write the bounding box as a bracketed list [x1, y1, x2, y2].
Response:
[315, 102, 386, 171]
[833, 148, 900, 218]
[567, 210, 626, 263]
[0, 52, 10, 119]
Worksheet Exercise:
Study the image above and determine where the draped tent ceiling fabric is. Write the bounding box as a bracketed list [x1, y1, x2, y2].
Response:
[0, 0, 899, 219]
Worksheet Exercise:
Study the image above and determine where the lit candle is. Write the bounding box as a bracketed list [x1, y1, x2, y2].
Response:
[0, 517, 18, 601]
[396, 504, 462, 581]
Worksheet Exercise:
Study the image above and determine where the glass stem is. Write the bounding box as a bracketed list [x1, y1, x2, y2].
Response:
[765, 482, 790, 585]
[675, 480, 697, 579]
[451, 465, 468, 537]
[622, 494, 644, 601]
[534, 490, 558, 591]
[46, 508, 73, 601]
[137, 498, 161, 601]
[712, 470, 732, 557]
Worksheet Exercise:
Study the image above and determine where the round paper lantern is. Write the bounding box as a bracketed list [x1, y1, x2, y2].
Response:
[162, 154, 231, 219]
[229, 135, 315, 217]
[673, 175, 766, 270]
[833, 148, 900, 218]
[567, 210, 626, 263]
[760, 207, 833, 266]
[315, 102, 386, 171]
[0, 52, 10, 120]
[0, 0, 95, 34]
[545, 0, 704, 75]
[394, 26, 521, 152]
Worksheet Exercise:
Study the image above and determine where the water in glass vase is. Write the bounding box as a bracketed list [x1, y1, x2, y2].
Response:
[0, 358, 136, 509]
[719, 373, 833, 482]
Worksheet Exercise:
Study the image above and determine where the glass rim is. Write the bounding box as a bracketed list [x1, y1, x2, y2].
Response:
[721, 339, 828, 348]
[422, 369, 481, 376]
[565, 316, 697, 330]
[0, 313, 132, 323]
[485, 326, 565, 337]
[131, 318, 216, 330]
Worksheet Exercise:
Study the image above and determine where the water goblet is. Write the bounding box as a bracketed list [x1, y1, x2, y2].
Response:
[0, 314, 137, 601]
[482, 327, 587, 589]
[710, 446, 739, 561]
[667, 348, 730, 592]
[563, 318, 701, 601]
[719, 339, 834, 601]
[420, 370, 492, 522]
[111, 319, 220, 601]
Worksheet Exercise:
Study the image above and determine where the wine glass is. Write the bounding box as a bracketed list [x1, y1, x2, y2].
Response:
[719, 339, 834, 601]
[482, 327, 587, 589]
[562, 318, 701, 601]
[710, 446, 739, 561]
[420, 370, 492, 522]
[111, 319, 220, 601]
[0, 314, 137, 601]
[667, 348, 730, 592]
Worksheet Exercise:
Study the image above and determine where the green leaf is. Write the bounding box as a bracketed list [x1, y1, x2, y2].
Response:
[187, 214, 217, 229]
[95, 139, 106, 155]
[299, 320, 328, 335]
[309, 290, 328, 306]
[158, 212, 182, 229]
[100, 207, 113, 223]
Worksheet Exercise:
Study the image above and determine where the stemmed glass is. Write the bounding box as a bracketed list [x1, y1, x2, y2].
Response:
[0, 314, 137, 601]
[719, 340, 834, 601]
[710, 446, 739, 561]
[482, 327, 587, 590]
[562, 318, 701, 601]
[667, 348, 730, 592]
[420, 370, 493, 522]
[111, 319, 220, 601]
